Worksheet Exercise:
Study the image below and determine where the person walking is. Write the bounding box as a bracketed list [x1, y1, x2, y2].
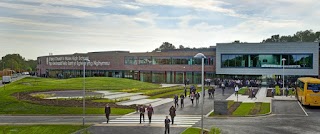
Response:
[164, 116, 171, 134]
[208, 88, 212, 99]
[221, 83, 225, 96]
[211, 87, 215, 98]
[271, 88, 275, 98]
[180, 94, 184, 108]
[195, 92, 200, 104]
[139, 105, 145, 124]
[169, 106, 176, 125]
[234, 85, 239, 97]
[252, 89, 257, 99]
[147, 104, 154, 123]
[190, 92, 195, 105]
[174, 94, 179, 108]
[285, 86, 289, 97]
[105, 104, 111, 123]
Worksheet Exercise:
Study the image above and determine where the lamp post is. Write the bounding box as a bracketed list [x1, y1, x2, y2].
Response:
[83, 58, 90, 126]
[282, 58, 286, 96]
[194, 53, 206, 134]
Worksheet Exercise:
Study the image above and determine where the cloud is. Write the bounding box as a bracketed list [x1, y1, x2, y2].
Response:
[0, 1, 93, 17]
[0, 17, 72, 29]
[16, 0, 110, 8]
[121, 4, 140, 10]
[136, 0, 244, 17]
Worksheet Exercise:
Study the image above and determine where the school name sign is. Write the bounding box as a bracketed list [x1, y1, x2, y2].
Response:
[46, 56, 110, 67]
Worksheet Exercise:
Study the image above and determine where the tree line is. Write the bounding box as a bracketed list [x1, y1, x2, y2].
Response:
[154, 30, 320, 51]
[0, 54, 37, 72]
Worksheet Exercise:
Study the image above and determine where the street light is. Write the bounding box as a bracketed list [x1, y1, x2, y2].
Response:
[282, 58, 286, 96]
[83, 58, 90, 126]
[194, 53, 206, 134]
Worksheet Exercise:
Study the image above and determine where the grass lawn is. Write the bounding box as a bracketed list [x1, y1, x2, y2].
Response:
[228, 101, 235, 109]
[0, 77, 158, 115]
[182, 127, 221, 134]
[181, 127, 204, 134]
[259, 103, 271, 114]
[232, 103, 255, 116]
[238, 87, 248, 95]
[0, 125, 89, 134]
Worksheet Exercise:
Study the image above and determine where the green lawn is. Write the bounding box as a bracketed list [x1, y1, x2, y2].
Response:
[232, 103, 255, 116]
[182, 127, 221, 134]
[181, 127, 205, 134]
[0, 125, 89, 134]
[259, 103, 271, 114]
[238, 87, 248, 95]
[0, 77, 159, 115]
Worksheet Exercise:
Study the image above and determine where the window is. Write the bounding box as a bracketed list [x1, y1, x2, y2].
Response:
[124, 56, 138, 65]
[172, 57, 192, 65]
[152, 57, 171, 65]
[221, 54, 312, 68]
[139, 57, 152, 65]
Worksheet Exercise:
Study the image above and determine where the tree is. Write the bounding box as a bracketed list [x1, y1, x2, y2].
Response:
[262, 30, 319, 43]
[179, 45, 185, 49]
[1, 54, 36, 72]
[153, 42, 176, 52]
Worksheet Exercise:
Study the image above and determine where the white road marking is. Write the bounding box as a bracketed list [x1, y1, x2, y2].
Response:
[297, 101, 309, 116]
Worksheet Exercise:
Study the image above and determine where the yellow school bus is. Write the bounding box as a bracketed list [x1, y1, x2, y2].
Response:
[296, 77, 320, 106]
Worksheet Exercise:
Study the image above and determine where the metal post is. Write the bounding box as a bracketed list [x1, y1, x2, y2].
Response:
[201, 57, 204, 134]
[83, 61, 86, 126]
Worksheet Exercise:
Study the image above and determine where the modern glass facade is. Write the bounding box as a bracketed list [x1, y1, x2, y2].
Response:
[125, 56, 215, 65]
[221, 54, 312, 68]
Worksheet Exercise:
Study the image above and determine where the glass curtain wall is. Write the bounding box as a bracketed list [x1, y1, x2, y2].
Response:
[152, 72, 165, 83]
[175, 72, 184, 83]
[222, 54, 312, 68]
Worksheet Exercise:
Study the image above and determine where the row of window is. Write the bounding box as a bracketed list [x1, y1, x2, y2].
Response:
[221, 54, 313, 68]
[125, 56, 215, 65]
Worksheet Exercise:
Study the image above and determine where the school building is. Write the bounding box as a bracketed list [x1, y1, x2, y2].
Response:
[36, 42, 320, 84]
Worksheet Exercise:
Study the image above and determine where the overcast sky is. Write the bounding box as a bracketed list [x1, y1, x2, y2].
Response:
[0, 0, 320, 60]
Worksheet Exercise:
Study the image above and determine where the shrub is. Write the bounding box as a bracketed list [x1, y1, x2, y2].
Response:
[209, 127, 221, 134]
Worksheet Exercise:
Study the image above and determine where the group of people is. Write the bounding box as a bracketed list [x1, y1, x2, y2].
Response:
[213, 78, 262, 88]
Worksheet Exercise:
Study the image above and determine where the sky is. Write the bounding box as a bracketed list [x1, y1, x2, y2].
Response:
[0, 0, 320, 60]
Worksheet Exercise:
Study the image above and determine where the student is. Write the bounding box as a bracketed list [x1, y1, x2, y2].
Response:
[164, 116, 171, 134]
[271, 88, 275, 98]
[190, 92, 195, 105]
[195, 92, 200, 104]
[169, 106, 176, 125]
[174, 95, 179, 108]
[221, 83, 225, 96]
[234, 85, 239, 97]
[139, 105, 145, 124]
[105, 104, 111, 123]
[180, 94, 185, 108]
[147, 104, 154, 123]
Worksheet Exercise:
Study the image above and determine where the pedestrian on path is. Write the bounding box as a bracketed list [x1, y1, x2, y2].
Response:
[196, 92, 200, 104]
[147, 104, 154, 123]
[285, 86, 289, 97]
[190, 92, 195, 105]
[271, 88, 275, 98]
[105, 104, 111, 123]
[234, 85, 239, 97]
[211, 87, 215, 98]
[180, 94, 184, 108]
[252, 89, 257, 99]
[139, 105, 145, 124]
[221, 83, 225, 96]
[169, 106, 176, 125]
[174, 94, 179, 108]
[184, 87, 187, 97]
[164, 116, 171, 134]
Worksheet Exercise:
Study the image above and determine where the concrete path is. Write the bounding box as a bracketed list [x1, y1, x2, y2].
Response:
[226, 87, 296, 103]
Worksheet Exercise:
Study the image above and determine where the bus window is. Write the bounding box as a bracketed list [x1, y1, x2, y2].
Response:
[298, 80, 304, 91]
[307, 84, 320, 92]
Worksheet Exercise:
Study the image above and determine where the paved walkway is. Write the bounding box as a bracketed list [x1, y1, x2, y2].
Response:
[226, 87, 296, 103]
